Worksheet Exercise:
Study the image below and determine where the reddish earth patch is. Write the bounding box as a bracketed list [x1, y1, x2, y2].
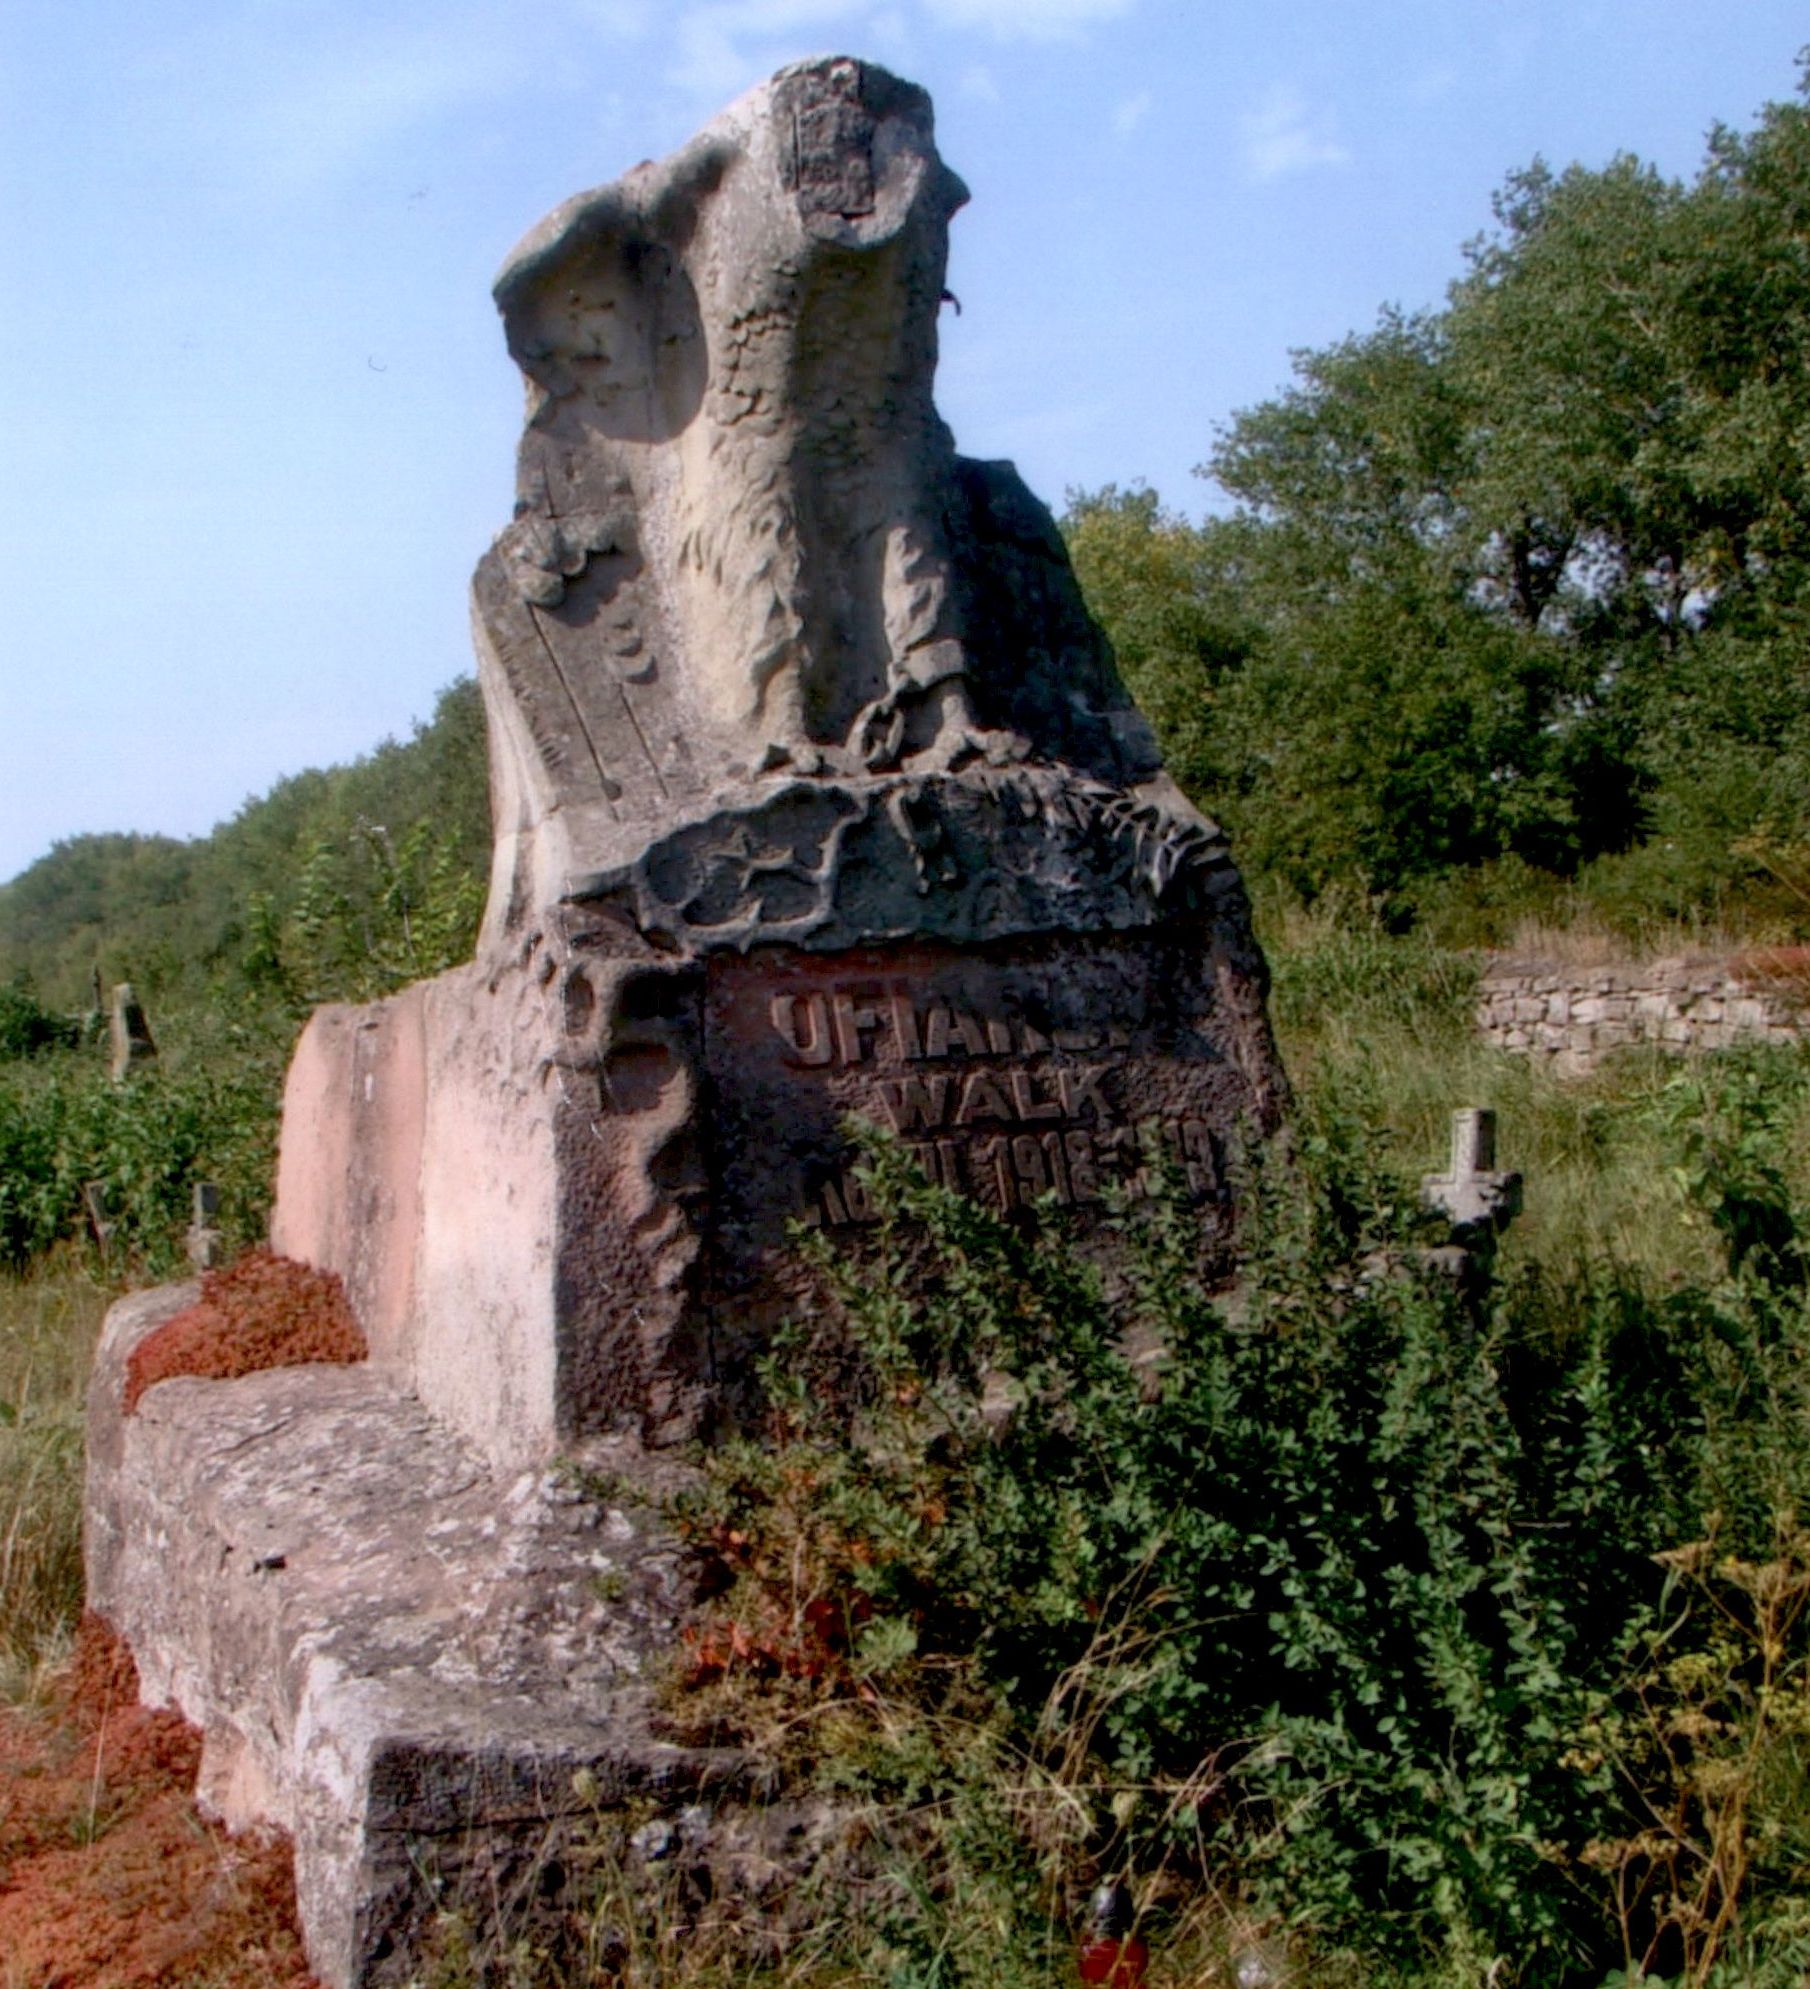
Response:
[1731, 944, 1810, 989]
[0, 1616, 318, 1989]
[125, 1248, 365, 1414]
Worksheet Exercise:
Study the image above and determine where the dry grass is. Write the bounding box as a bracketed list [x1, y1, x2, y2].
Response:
[1495, 912, 1756, 971]
[0, 1256, 112, 1697]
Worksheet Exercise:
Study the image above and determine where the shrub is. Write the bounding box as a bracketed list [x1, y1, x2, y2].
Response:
[672, 1058, 1810, 1984]
[0, 1048, 281, 1274]
[0, 977, 77, 1062]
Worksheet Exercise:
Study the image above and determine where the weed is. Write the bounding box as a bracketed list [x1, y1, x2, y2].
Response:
[662, 1039, 1810, 1985]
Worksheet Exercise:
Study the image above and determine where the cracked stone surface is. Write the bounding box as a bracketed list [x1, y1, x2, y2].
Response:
[86, 1287, 798, 1987]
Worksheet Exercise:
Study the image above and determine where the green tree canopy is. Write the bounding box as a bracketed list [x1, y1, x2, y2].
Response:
[1068, 61, 1810, 930]
[0, 677, 490, 1008]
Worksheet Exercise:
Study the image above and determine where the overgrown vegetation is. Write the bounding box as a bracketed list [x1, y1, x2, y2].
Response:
[4, 51, 1810, 1989]
[0, 1040, 286, 1274]
[663, 1060, 1810, 1988]
[0, 680, 487, 1277]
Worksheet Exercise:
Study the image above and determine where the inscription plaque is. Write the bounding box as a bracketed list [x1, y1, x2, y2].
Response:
[699, 930, 1260, 1369]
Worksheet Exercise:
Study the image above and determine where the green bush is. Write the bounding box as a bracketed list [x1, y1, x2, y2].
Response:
[674, 1053, 1810, 1985]
[0, 976, 78, 1061]
[0, 1046, 281, 1274]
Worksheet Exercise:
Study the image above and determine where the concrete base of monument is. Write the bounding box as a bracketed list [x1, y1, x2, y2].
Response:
[84, 1285, 843, 1989]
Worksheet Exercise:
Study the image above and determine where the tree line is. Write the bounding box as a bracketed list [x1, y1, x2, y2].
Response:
[1067, 60, 1810, 935]
[0, 680, 488, 1015]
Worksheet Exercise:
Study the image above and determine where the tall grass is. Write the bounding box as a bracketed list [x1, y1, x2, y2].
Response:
[0, 1257, 111, 1695]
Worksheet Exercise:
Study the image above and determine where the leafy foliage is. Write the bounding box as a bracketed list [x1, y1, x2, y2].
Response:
[0, 1035, 284, 1274]
[673, 1051, 1810, 1984]
[0, 677, 489, 1010]
[240, 815, 486, 1014]
[0, 978, 77, 1062]
[1067, 64, 1810, 935]
[0, 678, 489, 1276]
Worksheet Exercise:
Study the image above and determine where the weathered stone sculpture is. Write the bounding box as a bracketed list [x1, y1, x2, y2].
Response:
[477, 55, 1155, 907]
[273, 56, 1282, 1470]
[87, 58, 1285, 1987]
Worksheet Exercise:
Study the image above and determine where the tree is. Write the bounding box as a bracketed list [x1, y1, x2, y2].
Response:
[1065, 60, 1810, 927]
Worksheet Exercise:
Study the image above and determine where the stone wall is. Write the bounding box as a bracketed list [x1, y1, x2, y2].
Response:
[1477, 956, 1806, 1074]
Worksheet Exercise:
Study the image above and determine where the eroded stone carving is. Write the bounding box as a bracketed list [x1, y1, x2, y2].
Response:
[90, 59, 1290, 1988]
[474, 57, 1167, 945]
[255, 50, 1290, 1464]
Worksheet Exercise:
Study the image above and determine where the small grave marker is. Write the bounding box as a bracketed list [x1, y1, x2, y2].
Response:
[108, 982, 156, 1081]
[187, 1181, 223, 1270]
[1422, 1107, 1523, 1246]
[82, 1180, 116, 1254]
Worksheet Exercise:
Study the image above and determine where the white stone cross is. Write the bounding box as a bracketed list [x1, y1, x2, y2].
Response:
[1421, 1107, 1523, 1240]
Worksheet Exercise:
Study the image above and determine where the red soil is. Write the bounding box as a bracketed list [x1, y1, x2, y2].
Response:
[124, 1248, 365, 1414]
[1731, 943, 1810, 989]
[0, 1616, 318, 1988]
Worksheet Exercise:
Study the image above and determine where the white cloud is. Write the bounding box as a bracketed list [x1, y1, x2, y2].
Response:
[923, 0, 1135, 40]
[1112, 88, 1152, 137]
[1239, 84, 1350, 182]
[960, 63, 1002, 102]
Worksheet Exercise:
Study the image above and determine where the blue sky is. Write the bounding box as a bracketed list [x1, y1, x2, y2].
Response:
[2, 0, 1805, 884]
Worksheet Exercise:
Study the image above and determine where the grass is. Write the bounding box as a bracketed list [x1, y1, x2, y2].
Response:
[1262, 901, 1810, 1285]
[0, 1254, 112, 1697]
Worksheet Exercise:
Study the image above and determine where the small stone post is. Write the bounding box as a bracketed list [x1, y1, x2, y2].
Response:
[187, 1181, 224, 1271]
[82, 1181, 116, 1258]
[108, 983, 156, 1081]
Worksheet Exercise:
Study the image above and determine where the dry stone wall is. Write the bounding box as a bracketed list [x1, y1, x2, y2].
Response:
[1477, 956, 1806, 1074]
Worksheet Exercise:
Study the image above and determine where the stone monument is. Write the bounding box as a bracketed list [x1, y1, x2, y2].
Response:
[107, 980, 156, 1080]
[86, 58, 1285, 1987]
